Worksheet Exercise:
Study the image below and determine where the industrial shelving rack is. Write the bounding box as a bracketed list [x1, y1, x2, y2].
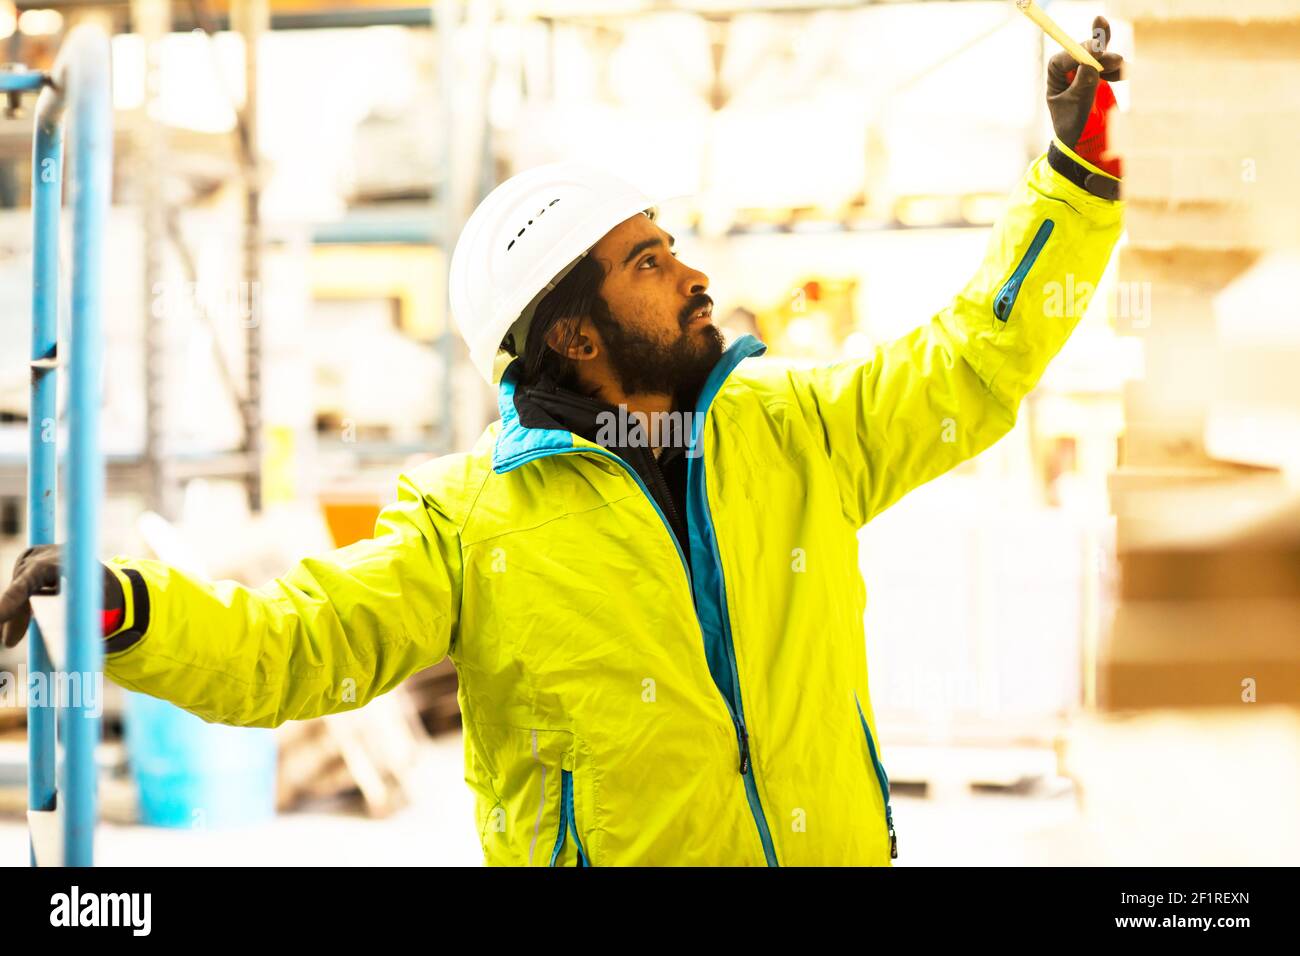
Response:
[5, 22, 113, 867]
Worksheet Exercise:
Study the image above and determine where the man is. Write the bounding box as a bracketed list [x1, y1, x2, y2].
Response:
[1, 19, 1125, 866]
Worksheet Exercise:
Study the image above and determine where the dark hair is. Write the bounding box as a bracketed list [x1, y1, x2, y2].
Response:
[507, 253, 611, 394]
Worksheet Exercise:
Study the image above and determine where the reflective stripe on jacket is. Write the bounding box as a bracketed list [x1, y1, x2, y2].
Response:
[103, 152, 1123, 865]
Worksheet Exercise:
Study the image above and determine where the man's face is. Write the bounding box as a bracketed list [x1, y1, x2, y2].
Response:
[584, 212, 724, 399]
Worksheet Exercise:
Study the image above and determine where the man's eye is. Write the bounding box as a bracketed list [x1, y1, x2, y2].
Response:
[640, 250, 676, 269]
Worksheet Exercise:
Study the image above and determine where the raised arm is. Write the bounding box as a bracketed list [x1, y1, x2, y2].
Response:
[776, 152, 1122, 526]
[767, 16, 1125, 526]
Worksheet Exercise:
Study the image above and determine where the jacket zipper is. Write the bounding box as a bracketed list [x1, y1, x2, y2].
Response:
[854, 691, 897, 860]
[700, 508, 779, 866]
[993, 219, 1055, 322]
[563, 444, 777, 865]
[643, 448, 687, 549]
[507, 337, 777, 865]
[684, 436, 779, 867]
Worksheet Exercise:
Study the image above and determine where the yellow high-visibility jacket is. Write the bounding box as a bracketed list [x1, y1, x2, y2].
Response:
[103, 151, 1122, 865]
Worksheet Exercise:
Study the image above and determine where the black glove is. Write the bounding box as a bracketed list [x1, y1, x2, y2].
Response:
[0, 544, 124, 648]
[1046, 15, 1125, 200]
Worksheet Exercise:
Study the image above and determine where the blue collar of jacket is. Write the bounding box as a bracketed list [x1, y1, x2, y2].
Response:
[492, 333, 767, 475]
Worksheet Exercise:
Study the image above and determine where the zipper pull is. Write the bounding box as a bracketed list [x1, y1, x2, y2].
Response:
[994, 286, 1015, 321]
[887, 805, 897, 860]
[738, 725, 750, 775]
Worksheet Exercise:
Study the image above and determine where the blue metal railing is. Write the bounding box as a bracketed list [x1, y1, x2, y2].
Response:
[6, 23, 113, 867]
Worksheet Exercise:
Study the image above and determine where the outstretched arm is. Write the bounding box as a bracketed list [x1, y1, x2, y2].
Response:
[2, 464, 464, 728]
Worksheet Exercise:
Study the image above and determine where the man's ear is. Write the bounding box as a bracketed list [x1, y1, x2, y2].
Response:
[545, 317, 599, 361]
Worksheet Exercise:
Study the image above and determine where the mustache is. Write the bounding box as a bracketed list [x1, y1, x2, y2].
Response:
[679, 294, 713, 329]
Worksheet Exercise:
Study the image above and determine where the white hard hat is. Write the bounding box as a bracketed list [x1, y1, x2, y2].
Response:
[449, 161, 661, 384]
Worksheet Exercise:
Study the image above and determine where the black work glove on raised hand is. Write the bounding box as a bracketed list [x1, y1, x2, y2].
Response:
[0, 544, 124, 648]
[1046, 14, 1125, 200]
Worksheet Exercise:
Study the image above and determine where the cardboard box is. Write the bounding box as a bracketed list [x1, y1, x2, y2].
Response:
[1134, 19, 1300, 60]
[1115, 112, 1300, 206]
[1124, 200, 1288, 251]
[1117, 246, 1258, 295]
[1120, 547, 1300, 601]
[1120, 379, 1212, 469]
[1101, 599, 1300, 709]
[1204, 250, 1300, 469]
[1123, 63, 1300, 114]
[1109, 465, 1294, 550]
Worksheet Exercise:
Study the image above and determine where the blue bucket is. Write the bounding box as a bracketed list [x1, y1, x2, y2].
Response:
[123, 691, 278, 829]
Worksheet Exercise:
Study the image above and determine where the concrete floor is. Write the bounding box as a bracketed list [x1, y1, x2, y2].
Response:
[0, 732, 1097, 866]
[1, 732, 484, 867]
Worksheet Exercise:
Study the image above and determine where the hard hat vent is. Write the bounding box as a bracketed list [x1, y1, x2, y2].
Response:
[506, 197, 562, 252]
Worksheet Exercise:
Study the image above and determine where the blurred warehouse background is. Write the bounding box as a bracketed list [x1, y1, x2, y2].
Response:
[0, 0, 1297, 866]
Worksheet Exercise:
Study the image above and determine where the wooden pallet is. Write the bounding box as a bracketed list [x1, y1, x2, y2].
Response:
[276, 685, 432, 818]
[882, 744, 1062, 798]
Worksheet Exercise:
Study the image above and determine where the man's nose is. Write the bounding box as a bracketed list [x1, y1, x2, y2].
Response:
[679, 264, 709, 297]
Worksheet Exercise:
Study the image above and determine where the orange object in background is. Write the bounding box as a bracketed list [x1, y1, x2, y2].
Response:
[320, 498, 383, 548]
[756, 276, 858, 361]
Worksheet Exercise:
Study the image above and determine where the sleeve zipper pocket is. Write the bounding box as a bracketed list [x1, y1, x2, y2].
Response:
[993, 219, 1055, 322]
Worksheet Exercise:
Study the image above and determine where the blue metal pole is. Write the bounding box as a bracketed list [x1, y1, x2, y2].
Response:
[26, 83, 61, 868]
[0, 70, 46, 94]
[60, 24, 113, 868]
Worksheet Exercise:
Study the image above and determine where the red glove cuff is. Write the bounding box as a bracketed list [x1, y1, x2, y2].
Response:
[101, 606, 124, 636]
[1065, 72, 1122, 179]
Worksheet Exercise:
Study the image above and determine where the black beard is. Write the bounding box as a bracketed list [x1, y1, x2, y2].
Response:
[588, 307, 725, 406]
